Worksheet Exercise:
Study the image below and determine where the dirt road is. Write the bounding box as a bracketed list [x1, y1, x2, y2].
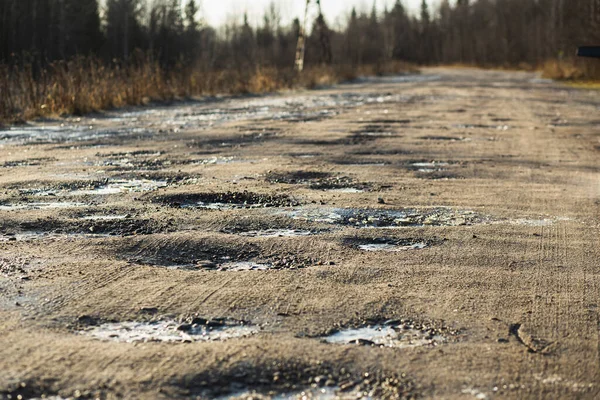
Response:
[1, 68, 599, 399]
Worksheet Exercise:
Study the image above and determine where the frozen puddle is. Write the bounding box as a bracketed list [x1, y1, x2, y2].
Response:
[194, 156, 240, 165]
[20, 179, 168, 197]
[0, 232, 108, 242]
[71, 179, 167, 195]
[357, 241, 428, 252]
[324, 188, 365, 193]
[286, 207, 480, 227]
[324, 322, 446, 348]
[237, 229, 315, 238]
[83, 319, 257, 343]
[411, 161, 449, 172]
[218, 262, 273, 271]
[0, 201, 86, 211]
[218, 387, 355, 400]
[80, 215, 128, 221]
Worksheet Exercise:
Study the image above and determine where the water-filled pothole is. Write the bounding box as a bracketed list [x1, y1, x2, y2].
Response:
[286, 207, 482, 227]
[343, 237, 432, 252]
[323, 320, 449, 348]
[154, 191, 300, 209]
[82, 318, 257, 343]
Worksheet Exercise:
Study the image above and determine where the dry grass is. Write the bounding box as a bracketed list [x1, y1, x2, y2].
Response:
[541, 59, 600, 81]
[0, 58, 416, 125]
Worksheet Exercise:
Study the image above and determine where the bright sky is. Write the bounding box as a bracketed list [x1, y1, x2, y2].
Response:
[200, 0, 425, 28]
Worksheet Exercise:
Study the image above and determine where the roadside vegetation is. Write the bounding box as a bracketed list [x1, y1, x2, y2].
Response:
[0, 0, 598, 124]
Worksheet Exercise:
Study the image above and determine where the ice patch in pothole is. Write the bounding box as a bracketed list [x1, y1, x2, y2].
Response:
[21, 179, 168, 197]
[357, 242, 428, 252]
[324, 323, 446, 348]
[218, 262, 273, 271]
[80, 215, 128, 221]
[411, 161, 449, 169]
[83, 319, 257, 343]
[70, 179, 167, 195]
[157, 192, 299, 209]
[237, 229, 315, 238]
[218, 387, 347, 400]
[194, 156, 239, 165]
[286, 207, 480, 227]
[0, 202, 86, 211]
[0, 232, 108, 242]
[324, 188, 365, 193]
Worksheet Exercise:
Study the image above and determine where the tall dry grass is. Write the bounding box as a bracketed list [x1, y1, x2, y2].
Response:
[541, 58, 600, 81]
[0, 58, 416, 125]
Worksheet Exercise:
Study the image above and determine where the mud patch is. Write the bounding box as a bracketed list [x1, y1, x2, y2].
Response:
[155, 191, 300, 209]
[323, 319, 449, 348]
[343, 237, 432, 252]
[82, 318, 257, 343]
[287, 207, 481, 227]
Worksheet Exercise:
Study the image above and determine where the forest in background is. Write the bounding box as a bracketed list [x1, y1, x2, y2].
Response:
[1, 0, 599, 123]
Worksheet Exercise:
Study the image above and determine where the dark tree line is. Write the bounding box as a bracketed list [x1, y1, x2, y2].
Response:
[1, 0, 599, 70]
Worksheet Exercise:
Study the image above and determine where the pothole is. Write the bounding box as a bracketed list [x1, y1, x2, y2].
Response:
[199, 364, 416, 399]
[420, 135, 466, 141]
[266, 171, 332, 185]
[154, 191, 300, 209]
[286, 207, 482, 227]
[71, 179, 168, 195]
[80, 215, 128, 221]
[0, 232, 108, 242]
[236, 229, 316, 238]
[119, 236, 322, 270]
[265, 171, 369, 192]
[218, 386, 373, 399]
[0, 201, 86, 211]
[81, 318, 257, 343]
[14, 178, 169, 197]
[7, 216, 175, 237]
[343, 237, 433, 252]
[410, 161, 450, 172]
[193, 156, 240, 165]
[323, 320, 451, 349]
